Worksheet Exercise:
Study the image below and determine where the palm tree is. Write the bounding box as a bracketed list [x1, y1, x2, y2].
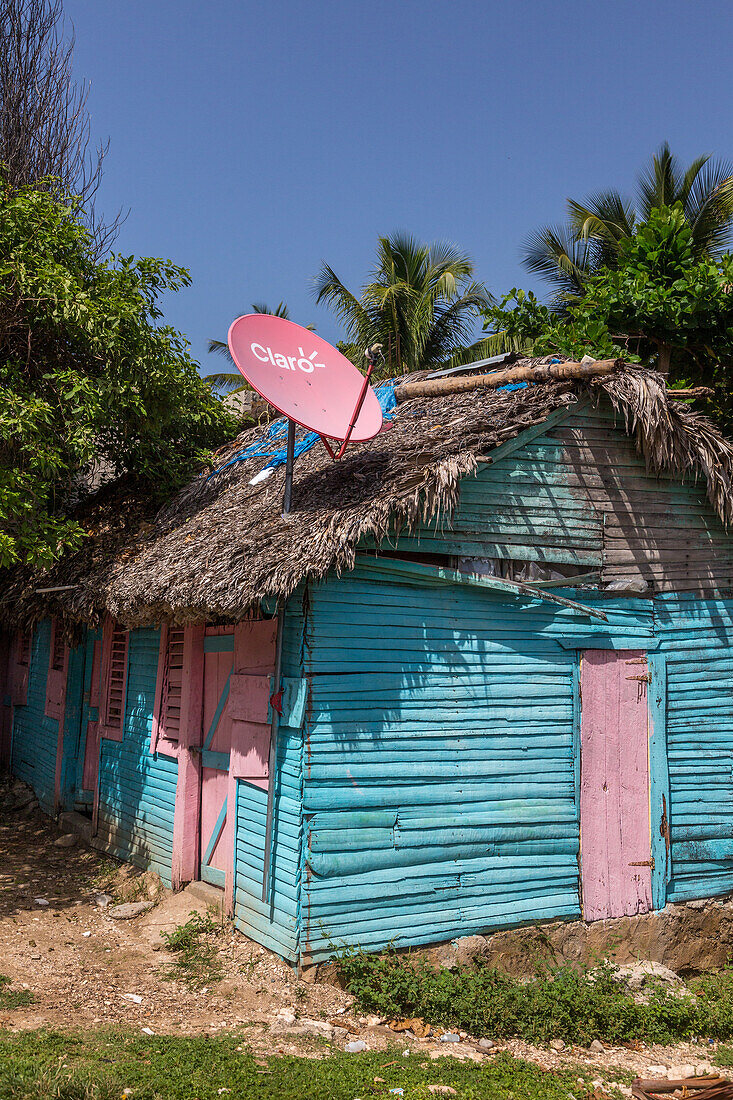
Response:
[205, 302, 314, 395]
[314, 232, 501, 376]
[525, 143, 733, 303]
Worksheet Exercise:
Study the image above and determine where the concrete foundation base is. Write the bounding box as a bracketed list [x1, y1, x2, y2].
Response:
[430, 898, 733, 977]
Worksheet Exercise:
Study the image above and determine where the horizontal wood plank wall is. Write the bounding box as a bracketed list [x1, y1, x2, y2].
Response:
[300, 570, 653, 960]
[10, 619, 63, 812]
[232, 600, 305, 963]
[96, 627, 178, 886]
[388, 400, 733, 593]
[234, 735, 301, 960]
[656, 594, 733, 902]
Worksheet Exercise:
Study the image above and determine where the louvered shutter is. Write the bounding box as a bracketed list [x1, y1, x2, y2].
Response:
[151, 625, 185, 754]
[45, 619, 69, 720]
[100, 618, 129, 741]
[11, 629, 31, 706]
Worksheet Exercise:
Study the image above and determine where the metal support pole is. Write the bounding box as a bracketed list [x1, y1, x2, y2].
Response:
[282, 419, 296, 515]
[335, 344, 382, 460]
[261, 603, 285, 904]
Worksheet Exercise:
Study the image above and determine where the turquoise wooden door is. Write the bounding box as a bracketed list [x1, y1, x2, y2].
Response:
[199, 629, 235, 888]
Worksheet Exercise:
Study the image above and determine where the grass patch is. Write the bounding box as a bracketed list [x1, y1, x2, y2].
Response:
[332, 947, 733, 1046]
[0, 974, 34, 1010]
[160, 910, 224, 989]
[714, 1044, 733, 1067]
[86, 857, 120, 893]
[0, 1029, 613, 1100]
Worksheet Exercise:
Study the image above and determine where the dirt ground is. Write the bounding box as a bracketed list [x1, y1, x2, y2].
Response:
[0, 782, 726, 1091]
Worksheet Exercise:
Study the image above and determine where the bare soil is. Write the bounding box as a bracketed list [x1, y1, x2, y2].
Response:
[0, 787, 725, 1090]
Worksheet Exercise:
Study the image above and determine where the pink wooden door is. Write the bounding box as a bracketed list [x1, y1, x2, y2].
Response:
[580, 649, 653, 920]
[82, 640, 102, 791]
[200, 629, 235, 888]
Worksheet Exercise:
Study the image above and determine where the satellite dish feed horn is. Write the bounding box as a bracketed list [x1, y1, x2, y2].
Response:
[227, 314, 383, 514]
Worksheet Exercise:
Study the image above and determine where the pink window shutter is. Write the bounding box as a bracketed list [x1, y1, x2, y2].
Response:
[151, 624, 186, 755]
[45, 619, 69, 721]
[100, 618, 129, 742]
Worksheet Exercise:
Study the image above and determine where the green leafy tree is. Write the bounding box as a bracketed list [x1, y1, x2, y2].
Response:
[314, 232, 500, 377]
[205, 302, 314, 395]
[485, 205, 733, 429]
[525, 143, 733, 302]
[0, 180, 236, 569]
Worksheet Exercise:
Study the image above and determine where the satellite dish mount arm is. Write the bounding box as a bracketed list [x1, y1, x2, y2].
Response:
[335, 343, 383, 461]
[281, 418, 296, 516]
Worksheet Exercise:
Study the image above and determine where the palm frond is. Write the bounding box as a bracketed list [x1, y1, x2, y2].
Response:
[522, 224, 592, 296]
[207, 339, 232, 358]
[685, 163, 733, 255]
[313, 263, 375, 344]
[567, 191, 636, 243]
[202, 371, 248, 395]
[251, 301, 291, 318]
[637, 142, 681, 215]
[419, 287, 492, 367]
[677, 155, 711, 208]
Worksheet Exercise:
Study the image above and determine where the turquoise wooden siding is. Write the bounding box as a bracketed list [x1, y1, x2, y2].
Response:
[10, 619, 59, 811]
[233, 602, 305, 962]
[655, 594, 733, 902]
[386, 400, 733, 592]
[96, 627, 178, 886]
[299, 568, 651, 959]
[72, 630, 100, 807]
[301, 572, 733, 959]
[58, 642, 86, 811]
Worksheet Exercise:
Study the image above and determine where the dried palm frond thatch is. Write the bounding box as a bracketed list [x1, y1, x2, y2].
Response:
[3, 361, 733, 630]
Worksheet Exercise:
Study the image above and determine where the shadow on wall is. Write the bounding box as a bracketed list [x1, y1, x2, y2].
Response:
[94, 628, 176, 887]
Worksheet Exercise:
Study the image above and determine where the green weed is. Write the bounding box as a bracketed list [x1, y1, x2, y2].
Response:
[160, 911, 224, 989]
[86, 858, 119, 892]
[332, 947, 733, 1046]
[0, 1029, 609, 1100]
[0, 974, 34, 1010]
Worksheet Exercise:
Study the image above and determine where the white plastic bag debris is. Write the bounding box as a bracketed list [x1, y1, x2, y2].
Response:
[249, 466, 275, 486]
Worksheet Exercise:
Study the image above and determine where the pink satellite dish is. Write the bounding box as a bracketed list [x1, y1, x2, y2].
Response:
[227, 314, 383, 443]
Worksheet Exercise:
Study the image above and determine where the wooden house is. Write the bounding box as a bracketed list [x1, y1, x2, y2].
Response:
[4, 361, 733, 967]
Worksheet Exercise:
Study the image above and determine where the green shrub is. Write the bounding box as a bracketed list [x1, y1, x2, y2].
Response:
[332, 947, 733, 1045]
[160, 910, 223, 989]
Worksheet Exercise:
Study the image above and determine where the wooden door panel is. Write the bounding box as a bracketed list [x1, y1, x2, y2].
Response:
[580, 649, 653, 920]
[200, 638, 234, 888]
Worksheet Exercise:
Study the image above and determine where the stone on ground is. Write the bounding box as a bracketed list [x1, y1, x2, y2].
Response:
[53, 833, 78, 848]
[107, 901, 154, 920]
[668, 1065, 696, 1079]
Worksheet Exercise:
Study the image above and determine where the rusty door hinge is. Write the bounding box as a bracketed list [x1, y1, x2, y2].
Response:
[626, 673, 651, 683]
[629, 858, 655, 869]
[660, 794, 671, 854]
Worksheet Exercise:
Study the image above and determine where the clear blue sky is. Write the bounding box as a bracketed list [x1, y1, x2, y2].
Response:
[65, 0, 733, 376]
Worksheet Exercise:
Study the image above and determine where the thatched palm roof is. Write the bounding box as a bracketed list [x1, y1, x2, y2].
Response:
[5, 361, 733, 630]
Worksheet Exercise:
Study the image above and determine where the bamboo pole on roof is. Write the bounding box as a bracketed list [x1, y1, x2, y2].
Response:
[394, 358, 624, 402]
